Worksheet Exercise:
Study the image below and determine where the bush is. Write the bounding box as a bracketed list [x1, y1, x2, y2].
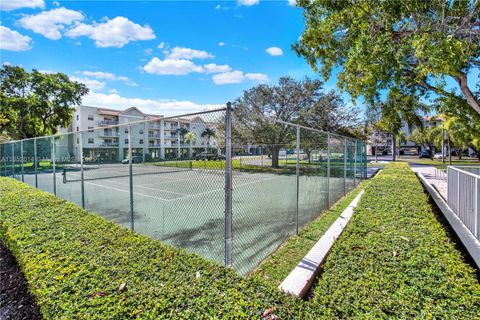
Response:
[310, 163, 480, 318]
[0, 178, 312, 319]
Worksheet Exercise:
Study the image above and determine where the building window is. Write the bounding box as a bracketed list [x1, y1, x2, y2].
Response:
[88, 138, 94, 144]
[88, 127, 94, 132]
[125, 129, 129, 134]
[125, 139, 129, 144]
[139, 139, 144, 145]
[76, 138, 79, 144]
[139, 129, 144, 134]
[76, 126, 79, 132]
[87, 115, 94, 121]
[76, 114, 79, 121]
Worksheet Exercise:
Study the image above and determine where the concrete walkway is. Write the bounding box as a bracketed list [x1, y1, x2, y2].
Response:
[410, 165, 447, 200]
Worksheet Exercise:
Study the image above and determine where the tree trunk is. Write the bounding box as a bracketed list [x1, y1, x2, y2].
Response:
[271, 145, 280, 168]
[455, 73, 480, 115]
[392, 135, 396, 162]
[448, 137, 452, 165]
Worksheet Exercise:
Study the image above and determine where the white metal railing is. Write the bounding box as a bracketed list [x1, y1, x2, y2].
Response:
[447, 166, 480, 240]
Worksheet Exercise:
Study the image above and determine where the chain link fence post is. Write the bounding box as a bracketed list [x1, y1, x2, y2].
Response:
[11, 143, 15, 178]
[354, 140, 357, 186]
[327, 133, 331, 207]
[52, 136, 56, 196]
[295, 126, 300, 235]
[33, 137, 38, 188]
[128, 125, 134, 231]
[225, 102, 233, 268]
[79, 133, 85, 208]
[20, 140, 24, 182]
[344, 137, 347, 196]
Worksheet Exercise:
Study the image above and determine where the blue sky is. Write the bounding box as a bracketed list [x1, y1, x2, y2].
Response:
[1, 0, 337, 116]
[1, 1, 477, 118]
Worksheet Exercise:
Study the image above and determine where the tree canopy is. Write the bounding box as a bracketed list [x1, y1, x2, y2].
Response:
[232, 76, 360, 167]
[294, 0, 480, 116]
[0, 65, 88, 139]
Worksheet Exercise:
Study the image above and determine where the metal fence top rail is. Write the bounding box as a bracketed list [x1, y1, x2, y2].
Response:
[448, 166, 480, 178]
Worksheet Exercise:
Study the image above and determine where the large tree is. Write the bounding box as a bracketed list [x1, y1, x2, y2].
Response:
[294, 0, 480, 115]
[0, 65, 88, 139]
[233, 77, 324, 168]
[233, 76, 359, 168]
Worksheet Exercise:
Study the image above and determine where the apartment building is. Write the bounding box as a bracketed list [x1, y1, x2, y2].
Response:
[58, 105, 217, 162]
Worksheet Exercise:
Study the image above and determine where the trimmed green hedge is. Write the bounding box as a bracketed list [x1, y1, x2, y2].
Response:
[310, 163, 480, 318]
[0, 178, 313, 319]
[1, 162, 479, 319]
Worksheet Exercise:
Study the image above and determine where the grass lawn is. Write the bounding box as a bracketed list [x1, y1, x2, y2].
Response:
[251, 179, 370, 286]
[397, 156, 479, 169]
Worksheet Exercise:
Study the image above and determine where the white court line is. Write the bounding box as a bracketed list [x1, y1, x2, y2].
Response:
[82, 180, 173, 201]
[98, 178, 189, 196]
[169, 175, 280, 202]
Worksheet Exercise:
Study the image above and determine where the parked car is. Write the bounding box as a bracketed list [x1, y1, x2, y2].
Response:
[121, 156, 143, 164]
[433, 153, 444, 160]
[419, 150, 432, 159]
[195, 152, 217, 160]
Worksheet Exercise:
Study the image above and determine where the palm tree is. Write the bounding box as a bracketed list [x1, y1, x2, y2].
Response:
[376, 91, 427, 161]
[201, 128, 215, 152]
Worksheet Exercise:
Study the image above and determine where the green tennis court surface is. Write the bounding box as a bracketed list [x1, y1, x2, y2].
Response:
[18, 163, 350, 274]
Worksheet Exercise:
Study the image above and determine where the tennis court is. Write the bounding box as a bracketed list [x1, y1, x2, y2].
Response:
[25, 163, 347, 274]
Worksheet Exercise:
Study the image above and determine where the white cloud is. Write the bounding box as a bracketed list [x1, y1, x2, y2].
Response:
[70, 76, 106, 91]
[203, 63, 232, 74]
[81, 71, 116, 80]
[166, 46, 214, 60]
[212, 71, 244, 84]
[143, 57, 204, 75]
[18, 7, 84, 40]
[144, 48, 153, 55]
[238, 0, 259, 6]
[52, 1, 60, 6]
[212, 70, 268, 85]
[0, 0, 44, 11]
[65, 16, 155, 48]
[82, 91, 224, 116]
[218, 41, 225, 46]
[288, 0, 297, 6]
[80, 71, 137, 86]
[0, 26, 32, 51]
[157, 42, 166, 49]
[266, 46, 283, 56]
[215, 4, 221, 10]
[245, 73, 269, 82]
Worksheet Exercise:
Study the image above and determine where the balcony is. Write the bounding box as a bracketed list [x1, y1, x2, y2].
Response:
[148, 134, 160, 139]
[99, 131, 120, 137]
[148, 124, 161, 129]
[99, 120, 119, 126]
[148, 143, 161, 147]
[99, 142, 119, 147]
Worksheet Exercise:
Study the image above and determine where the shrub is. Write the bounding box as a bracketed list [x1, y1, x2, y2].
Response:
[0, 178, 312, 319]
[310, 163, 480, 318]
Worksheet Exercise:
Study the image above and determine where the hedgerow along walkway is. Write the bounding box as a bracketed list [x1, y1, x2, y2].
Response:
[0, 162, 479, 319]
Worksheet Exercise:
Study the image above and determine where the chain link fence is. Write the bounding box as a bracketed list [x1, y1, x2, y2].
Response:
[0, 103, 366, 274]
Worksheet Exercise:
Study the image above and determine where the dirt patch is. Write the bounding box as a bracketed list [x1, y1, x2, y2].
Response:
[0, 242, 42, 320]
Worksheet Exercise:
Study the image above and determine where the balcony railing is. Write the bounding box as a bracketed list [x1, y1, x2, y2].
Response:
[99, 132, 120, 137]
[148, 134, 161, 139]
[99, 120, 119, 126]
[99, 142, 119, 147]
